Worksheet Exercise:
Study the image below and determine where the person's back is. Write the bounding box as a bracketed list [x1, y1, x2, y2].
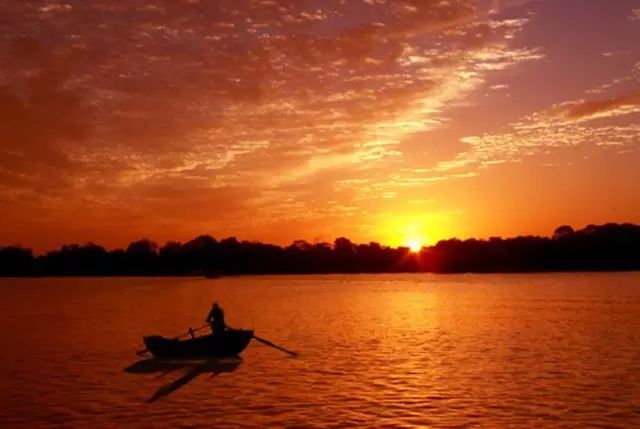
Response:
[206, 302, 226, 334]
[212, 305, 225, 332]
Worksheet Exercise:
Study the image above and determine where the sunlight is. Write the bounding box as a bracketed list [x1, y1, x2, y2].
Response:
[405, 238, 423, 253]
[373, 212, 453, 249]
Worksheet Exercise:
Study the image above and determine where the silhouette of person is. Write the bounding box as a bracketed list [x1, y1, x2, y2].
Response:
[206, 302, 226, 334]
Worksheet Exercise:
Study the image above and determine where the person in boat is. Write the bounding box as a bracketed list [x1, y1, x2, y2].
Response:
[206, 302, 226, 334]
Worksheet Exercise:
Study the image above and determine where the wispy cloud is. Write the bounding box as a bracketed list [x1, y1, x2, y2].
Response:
[436, 79, 640, 172]
[0, 1, 539, 192]
[553, 91, 640, 122]
[1, 0, 638, 248]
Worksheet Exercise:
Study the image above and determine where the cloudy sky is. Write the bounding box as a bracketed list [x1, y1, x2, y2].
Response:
[1, 0, 639, 251]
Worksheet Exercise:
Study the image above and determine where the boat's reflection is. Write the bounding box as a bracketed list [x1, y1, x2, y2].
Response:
[125, 357, 242, 402]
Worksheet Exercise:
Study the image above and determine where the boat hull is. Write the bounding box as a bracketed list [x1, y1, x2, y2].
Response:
[143, 329, 254, 358]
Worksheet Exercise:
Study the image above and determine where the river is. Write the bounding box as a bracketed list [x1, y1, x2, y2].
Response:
[1, 273, 639, 427]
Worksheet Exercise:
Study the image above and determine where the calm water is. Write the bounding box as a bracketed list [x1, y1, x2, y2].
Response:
[1, 273, 639, 427]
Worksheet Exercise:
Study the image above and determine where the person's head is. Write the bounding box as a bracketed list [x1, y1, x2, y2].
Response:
[212, 302, 219, 309]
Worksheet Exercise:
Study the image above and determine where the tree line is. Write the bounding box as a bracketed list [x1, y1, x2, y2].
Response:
[1, 223, 639, 276]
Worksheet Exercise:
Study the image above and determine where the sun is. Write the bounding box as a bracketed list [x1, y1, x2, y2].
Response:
[405, 238, 423, 253]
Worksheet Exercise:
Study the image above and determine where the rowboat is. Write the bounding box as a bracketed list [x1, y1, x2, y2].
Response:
[143, 329, 254, 358]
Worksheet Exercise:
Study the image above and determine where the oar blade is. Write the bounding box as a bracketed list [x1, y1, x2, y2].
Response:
[253, 335, 299, 357]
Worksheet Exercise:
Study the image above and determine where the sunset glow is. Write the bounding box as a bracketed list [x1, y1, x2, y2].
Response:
[406, 239, 423, 253]
[1, 1, 639, 252]
[1, 4, 640, 426]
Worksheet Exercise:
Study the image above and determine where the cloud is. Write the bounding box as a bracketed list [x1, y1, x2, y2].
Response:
[0, 0, 547, 246]
[435, 81, 640, 173]
[0, 42, 92, 189]
[558, 91, 640, 122]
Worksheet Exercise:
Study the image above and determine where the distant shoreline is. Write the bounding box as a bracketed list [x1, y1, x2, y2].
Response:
[2, 270, 640, 279]
[2, 223, 639, 276]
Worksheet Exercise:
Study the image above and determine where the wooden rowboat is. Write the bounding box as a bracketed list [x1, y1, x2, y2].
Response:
[143, 329, 254, 358]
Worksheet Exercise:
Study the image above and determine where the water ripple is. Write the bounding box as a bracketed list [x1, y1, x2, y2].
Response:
[1, 274, 639, 427]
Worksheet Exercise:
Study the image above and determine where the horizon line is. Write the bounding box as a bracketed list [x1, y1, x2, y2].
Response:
[3, 221, 637, 257]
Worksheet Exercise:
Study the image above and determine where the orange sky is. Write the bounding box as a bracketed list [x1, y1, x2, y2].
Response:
[1, 0, 639, 252]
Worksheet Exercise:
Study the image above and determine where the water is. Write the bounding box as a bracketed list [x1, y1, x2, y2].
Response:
[1, 273, 639, 427]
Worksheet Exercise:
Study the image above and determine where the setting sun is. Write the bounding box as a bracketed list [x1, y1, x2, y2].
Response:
[405, 239, 423, 253]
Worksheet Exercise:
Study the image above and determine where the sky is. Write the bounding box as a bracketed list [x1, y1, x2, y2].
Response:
[1, 0, 639, 252]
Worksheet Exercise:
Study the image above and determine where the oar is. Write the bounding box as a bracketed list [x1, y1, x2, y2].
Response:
[136, 324, 209, 356]
[252, 334, 299, 357]
[226, 322, 298, 357]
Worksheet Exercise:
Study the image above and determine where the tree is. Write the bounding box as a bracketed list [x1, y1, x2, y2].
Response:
[553, 225, 574, 240]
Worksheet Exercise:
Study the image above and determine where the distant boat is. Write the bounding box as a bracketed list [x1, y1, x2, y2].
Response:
[143, 329, 253, 358]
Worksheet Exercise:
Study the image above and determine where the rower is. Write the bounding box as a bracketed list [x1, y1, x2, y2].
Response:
[206, 302, 226, 334]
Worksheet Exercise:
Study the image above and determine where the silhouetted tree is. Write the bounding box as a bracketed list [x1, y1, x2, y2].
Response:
[159, 241, 189, 275]
[0, 246, 33, 276]
[333, 237, 356, 272]
[1, 223, 639, 276]
[125, 239, 158, 275]
[183, 235, 218, 274]
[553, 225, 575, 240]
